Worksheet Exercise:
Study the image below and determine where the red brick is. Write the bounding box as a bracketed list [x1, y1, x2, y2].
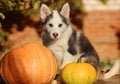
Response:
[93, 43, 119, 61]
[83, 11, 120, 60]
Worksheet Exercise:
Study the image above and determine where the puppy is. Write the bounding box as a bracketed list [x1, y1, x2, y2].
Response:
[40, 3, 120, 83]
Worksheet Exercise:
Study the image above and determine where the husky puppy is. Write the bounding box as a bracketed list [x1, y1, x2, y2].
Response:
[40, 3, 120, 81]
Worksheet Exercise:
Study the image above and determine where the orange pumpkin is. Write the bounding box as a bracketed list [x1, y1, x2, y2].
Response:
[1, 43, 57, 84]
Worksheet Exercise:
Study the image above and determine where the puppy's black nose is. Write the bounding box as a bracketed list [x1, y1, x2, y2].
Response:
[53, 33, 58, 38]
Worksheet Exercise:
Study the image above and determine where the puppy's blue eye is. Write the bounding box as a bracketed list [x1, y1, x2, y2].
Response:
[58, 24, 62, 27]
[49, 23, 53, 27]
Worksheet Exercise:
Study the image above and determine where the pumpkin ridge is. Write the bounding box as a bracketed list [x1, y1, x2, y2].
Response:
[43, 47, 52, 82]
[29, 43, 56, 83]
[9, 49, 27, 83]
[31, 44, 44, 83]
[19, 45, 35, 83]
[5, 53, 15, 84]
[42, 46, 54, 82]
[18, 46, 33, 83]
[22, 43, 44, 83]
[1, 54, 10, 83]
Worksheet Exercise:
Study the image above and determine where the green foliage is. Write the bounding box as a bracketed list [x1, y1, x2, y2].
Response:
[0, 24, 9, 45]
[0, 13, 9, 53]
[0, 0, 24, 12]
[77, 58, 82, 63]
[69, 0, 85, 12]
[0, 0, 85, 14]
[101, 60, 112, 70]
[0, 0, 110, 16]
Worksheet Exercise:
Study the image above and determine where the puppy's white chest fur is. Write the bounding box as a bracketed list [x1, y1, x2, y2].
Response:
[48, 26, 73, 69]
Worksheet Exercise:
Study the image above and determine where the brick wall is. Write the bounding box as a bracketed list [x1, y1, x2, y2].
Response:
[81, 0, 120, 61]
[83, 11, 120, 61]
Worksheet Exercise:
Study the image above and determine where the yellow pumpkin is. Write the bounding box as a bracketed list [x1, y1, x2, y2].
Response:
[61, 63, 97, 84]
[1, 43, 57, 84]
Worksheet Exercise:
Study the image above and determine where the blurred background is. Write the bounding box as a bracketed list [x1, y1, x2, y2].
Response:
[0, 0, 120, 70]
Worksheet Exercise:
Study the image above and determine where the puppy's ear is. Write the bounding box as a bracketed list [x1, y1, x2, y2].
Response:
[60, 3, 70, 19]
[40, 4, 51, 20]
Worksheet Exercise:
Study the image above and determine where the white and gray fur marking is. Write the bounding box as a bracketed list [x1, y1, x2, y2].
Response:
[40, 2, 100, 73]
[40, 3, 120, 81]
